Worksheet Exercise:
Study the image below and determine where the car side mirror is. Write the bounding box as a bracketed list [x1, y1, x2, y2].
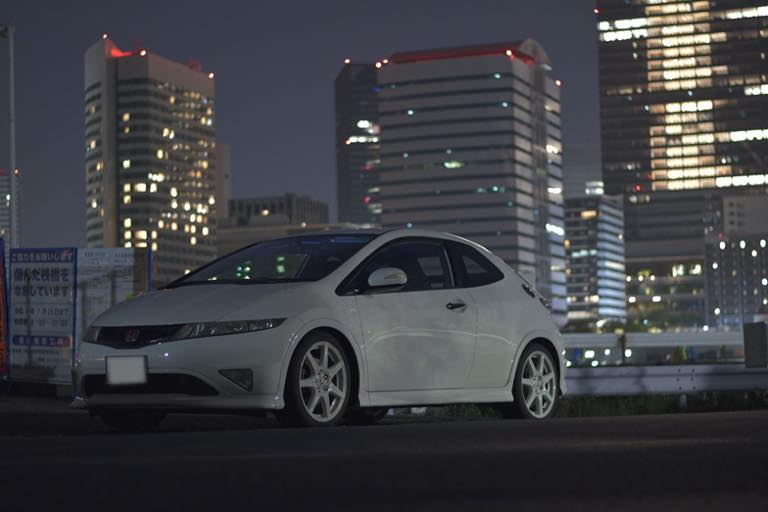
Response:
[367, 267, 408, 289]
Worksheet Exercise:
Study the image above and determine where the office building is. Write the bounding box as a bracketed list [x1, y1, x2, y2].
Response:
[84, 36, 217, 285]
[376, 40, 567, 325]
[704, 193, 768, 329]
[335, 62, 381, 225]
[226, 194, 328, 228]
[217, 222, 364, 256]
[565, 190, 626, 327]
[596, 0, 768, 327]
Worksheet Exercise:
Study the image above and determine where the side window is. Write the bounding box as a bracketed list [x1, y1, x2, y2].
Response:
[356, 240, 453, 292]
[448, 241, 504, 288]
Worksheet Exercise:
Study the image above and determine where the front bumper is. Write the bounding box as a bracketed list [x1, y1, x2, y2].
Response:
[72, 328, 290, 411]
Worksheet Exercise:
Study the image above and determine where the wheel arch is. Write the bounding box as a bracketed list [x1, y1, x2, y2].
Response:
[278, 320, 367, 409]
[507, 332, 563, 392]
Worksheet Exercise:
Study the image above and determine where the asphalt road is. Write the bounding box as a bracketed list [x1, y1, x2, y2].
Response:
[1, 401, 767, 511]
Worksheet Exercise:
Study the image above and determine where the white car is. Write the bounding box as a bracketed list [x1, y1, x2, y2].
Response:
[72, 229, 566, 430]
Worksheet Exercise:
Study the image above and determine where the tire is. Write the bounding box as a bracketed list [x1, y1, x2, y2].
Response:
[97, 409, 166, 432]
[345, 407, 388, 426]
[499, 342, 559, 420]
[277, 331, 353, 427]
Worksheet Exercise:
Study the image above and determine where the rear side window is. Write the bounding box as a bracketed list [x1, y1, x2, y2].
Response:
[447, 241, 504, 288]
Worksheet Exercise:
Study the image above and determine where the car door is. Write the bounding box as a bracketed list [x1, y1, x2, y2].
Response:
[446, 241, 515, 388]
[350, 238, 477, 392]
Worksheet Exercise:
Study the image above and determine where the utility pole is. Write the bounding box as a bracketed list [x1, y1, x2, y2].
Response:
[1, 25, 17, 248]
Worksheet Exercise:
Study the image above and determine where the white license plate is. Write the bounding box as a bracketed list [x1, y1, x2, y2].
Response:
[106, 356, 148, 386]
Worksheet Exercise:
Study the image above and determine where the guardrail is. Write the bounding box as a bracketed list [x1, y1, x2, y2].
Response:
[562, 331, 768, 396]
[566, 364, 768, 396]
[563, 331, 745, 368]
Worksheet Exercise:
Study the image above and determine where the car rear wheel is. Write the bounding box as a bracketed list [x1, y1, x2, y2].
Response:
[277, 332, 352, 427]
[499, 342, 558, 419]
[97, 409, 166, 432]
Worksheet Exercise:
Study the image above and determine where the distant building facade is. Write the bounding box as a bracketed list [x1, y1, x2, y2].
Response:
[596, 0, 768, 328]
[217, 222, 365, 256]
[565, 191, 626, 327]
[375, 40, 567, 325]
[84, 37, 218, 285]
[704, 194, 768, 329]
[226, 194, 328, 227]
[335, 62, 381, 225]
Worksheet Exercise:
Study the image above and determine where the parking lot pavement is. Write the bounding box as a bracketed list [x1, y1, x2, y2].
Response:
[1, 395, 767, 511]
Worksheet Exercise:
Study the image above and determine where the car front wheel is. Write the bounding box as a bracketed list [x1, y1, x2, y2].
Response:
[278, 331, 352, 427]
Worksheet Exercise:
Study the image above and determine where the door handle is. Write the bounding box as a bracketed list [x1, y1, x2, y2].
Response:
[446, 300, 466, 311]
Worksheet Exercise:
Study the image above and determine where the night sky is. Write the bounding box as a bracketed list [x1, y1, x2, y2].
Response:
[0, 0, 601, 247]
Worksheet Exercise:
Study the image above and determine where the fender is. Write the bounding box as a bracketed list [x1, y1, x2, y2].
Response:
[505, 328, 565, 391]
[274, 316, 370, 409]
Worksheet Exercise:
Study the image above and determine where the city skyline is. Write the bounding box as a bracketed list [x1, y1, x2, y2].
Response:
[0, 1, 601, 248]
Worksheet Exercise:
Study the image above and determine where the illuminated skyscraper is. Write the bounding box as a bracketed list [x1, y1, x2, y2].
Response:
[84, 37, 217, 285]
[376, 40, 567, 325]
[596, 0, 768, 328]
[565, 190, 626, 328]
[335, 62, 380, 225]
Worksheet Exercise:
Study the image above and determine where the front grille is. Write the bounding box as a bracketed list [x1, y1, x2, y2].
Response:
[83, 374, 218, 397]
[97, 325, 182, 347]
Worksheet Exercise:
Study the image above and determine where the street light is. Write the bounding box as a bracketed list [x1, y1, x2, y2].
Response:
[0, 24, 17, 249]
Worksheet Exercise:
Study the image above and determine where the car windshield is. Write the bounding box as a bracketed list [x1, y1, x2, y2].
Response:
[168, 234, 377, 286]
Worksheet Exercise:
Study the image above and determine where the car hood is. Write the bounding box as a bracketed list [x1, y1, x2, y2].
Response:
[92, 282, 304, 326]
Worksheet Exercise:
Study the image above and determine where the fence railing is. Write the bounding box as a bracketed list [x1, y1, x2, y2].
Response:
[563, 331, 768, 396]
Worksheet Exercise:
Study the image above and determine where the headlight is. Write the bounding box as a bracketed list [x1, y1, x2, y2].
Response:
[169, 318, 285, 341]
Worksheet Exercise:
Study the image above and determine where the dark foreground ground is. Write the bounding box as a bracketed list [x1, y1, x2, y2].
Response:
[0, 397, 766, 511]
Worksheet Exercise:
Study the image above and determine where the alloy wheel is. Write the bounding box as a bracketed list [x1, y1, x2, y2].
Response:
[298, 341, 348, 423]
[520, 350, 557, 419]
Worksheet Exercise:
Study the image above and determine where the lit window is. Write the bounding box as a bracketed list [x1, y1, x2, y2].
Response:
[170, 187, 178, 197]
[156, 149, 164, 159]
[184, 202, 191, 211]
[122, 113, 130, 122]
[134, 183, 147, 192]
[122, 159, 131, 169]
[190, 236, 197, 246]
[202, 226, 209, 236]
[123, 218, 132, 228]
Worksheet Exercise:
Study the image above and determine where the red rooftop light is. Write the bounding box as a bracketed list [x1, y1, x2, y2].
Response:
[208, 72, 215, 79]
[375, 62, 382, 68]
[555, 79, 562, 86]
[344, 58, 351, 64]
[102, 33, 108, 39]
[382, 58, 389, 64]
[139, 49, 147, 56]
[109, 48, 133, 58]
[594, 8, 599, 14]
